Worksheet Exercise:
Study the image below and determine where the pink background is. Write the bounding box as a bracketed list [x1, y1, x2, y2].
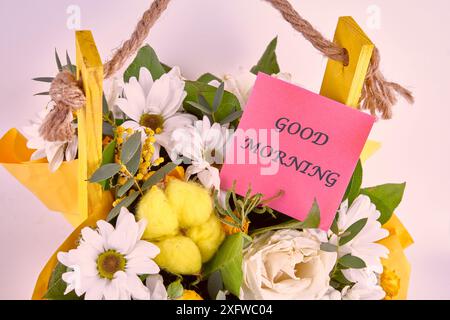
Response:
[221, 73, 374, 230]
[0, 0, 449, 299]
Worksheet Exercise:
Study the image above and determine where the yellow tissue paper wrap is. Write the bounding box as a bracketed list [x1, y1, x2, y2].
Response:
[0, 129, 83, 227]
[379, 214, 414, 300]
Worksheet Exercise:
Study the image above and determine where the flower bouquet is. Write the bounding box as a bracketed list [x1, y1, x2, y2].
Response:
[0, 0, 413, 301]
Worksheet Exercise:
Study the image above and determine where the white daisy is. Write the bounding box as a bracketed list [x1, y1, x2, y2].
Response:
[341, 268, 386, 300]
[330, 195, 389, 273]
[57, 207, 161, 300]
[22, 107, 78, 172]
[212, 69, 292, 108]
[171, 115, 230, 191]
[116, 67, 196, 159]
[104, 77, 124, 118]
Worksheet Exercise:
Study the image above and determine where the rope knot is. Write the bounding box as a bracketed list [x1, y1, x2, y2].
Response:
[39, 70, 86, 142]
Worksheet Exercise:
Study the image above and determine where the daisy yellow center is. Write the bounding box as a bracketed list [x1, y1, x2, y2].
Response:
[380, 267, 400, 300]
[97, 250, 126, 280]
[140, 113, 164, 132]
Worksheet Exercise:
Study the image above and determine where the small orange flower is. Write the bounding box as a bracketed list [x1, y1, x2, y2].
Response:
[221, 215, 250, 235]
[177, 290, 203, 300]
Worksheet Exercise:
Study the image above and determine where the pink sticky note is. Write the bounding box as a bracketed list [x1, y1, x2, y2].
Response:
[220, 73, 375, 230]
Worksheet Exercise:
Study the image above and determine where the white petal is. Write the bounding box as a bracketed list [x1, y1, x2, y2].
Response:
[107, 208, 139, 255]
[116, 98, 138, 122]
[138, 67, 154, 97]
[65, 135, 78, 161]
[84, 278, 107, 300]
[146, 274, 168, 300]
[163, 113, 197, 132]
[81, 227, 105, 253]
[126, 273, 150, 300]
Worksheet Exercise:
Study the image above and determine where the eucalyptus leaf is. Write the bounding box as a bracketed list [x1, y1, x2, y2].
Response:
[197, 73, 221, 84]
[124, 45, 166, 82]
[320, 242, 338, 253]
[250, 37, 280, 75]
[203, 233, 244, 297]
[338, 254, 366, 269]
[44, 263, 81, 300]
[107, 191, 140, 221]
[167, 279, 184, 300]
[99, 140, 117, 190]
[339, 218, 368, 246]
[89, 163, 121, 183]
[117, 179, 135, 198]
[343, 160, 363, 205]
[186, 101, 212, 115]
[360, 183, 406, 224]
[220, 110, 243, 125]
[184, 81, 241, 122]
[212, 82, 225, 112]
[120, 132, 142, 165]
[142, 162, 178, 191]
[125, 143, 142, 176]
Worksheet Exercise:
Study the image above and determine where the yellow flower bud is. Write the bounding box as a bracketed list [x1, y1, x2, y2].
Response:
[136, 173, 144, 181]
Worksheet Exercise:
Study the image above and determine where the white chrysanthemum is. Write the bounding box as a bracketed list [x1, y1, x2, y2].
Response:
[57, 207, 161, 300]
[104, 77, 124, 118]
[171, 116, 230, 191]
[116, 67, 196, 159]
[145, 274, 168, 300]
[213, 69, 292, 108]
[22, 108, 78, 172]
[341, 268, 386, 300]
[330, 195, 389, 273]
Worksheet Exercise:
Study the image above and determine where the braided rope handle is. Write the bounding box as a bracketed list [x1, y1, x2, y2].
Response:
[42, 0, 414, 142]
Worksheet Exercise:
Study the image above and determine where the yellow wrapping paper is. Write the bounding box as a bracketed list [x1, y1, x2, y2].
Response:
[0, 129, 83, 227]
[379, 214, 413, 300]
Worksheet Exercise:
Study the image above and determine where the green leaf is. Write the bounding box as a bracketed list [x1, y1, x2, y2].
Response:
[207, 271, 224, 300]
[32, 77, 54, 83]
[220, 110, 243, 125]
[66, 51, 76, 74]
[125, 143, 142, 176]
[107, 191, 140, 221]
[55, 49, 63, 72]
[167, 279, 184, 300]
[197, 73, 221, 83]
[203, 233, 244, 297]
[360, 183, 406, 224]
[250, 37, 280, 75]
[339, 254, 366, 269]
[343, 160, 363, 205]
[142, 162, 178, 191]
[184, 81, 241, 122]
[186, 101, 212, 115]
[34, 91, 50, 96]
[212, 82, 225, 112]
[44, 263, 81, 300]
[250, 199, 321, 237]
[339, 218, 368, 246]
[124, 45, 166, 82]
[99, 140, 117, 190]
[320, 242, 338, 253]
[89, 163, 121, 183]
[120, 132, 142, 165]
[117, 179, 135, 198]
[331, 269, 354, 288]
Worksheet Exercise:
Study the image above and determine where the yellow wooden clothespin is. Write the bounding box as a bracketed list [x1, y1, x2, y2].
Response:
[320, 16, 381, 163]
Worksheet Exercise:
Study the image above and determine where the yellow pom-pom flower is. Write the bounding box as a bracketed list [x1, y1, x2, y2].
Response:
[136, 179, 225, 275]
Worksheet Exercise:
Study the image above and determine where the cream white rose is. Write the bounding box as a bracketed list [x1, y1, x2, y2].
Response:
[241, 229, 337, 300]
